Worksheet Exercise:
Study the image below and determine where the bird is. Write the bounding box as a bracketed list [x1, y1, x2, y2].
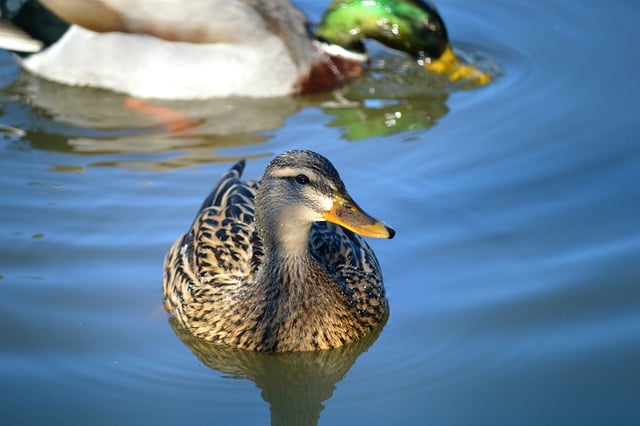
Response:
[163, 150, 395, 352]
[0, 0, 489, 99]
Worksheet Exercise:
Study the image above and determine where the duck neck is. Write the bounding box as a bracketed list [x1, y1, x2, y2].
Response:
[257, 229, 318, 309]
[260, 209, 314, 261]
[255, 202, 328, 296]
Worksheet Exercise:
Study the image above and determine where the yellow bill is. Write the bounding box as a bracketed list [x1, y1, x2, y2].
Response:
[424, 45, 491, 87]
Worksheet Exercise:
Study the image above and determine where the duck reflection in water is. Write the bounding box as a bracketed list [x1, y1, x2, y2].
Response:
[2, 61, 452, 168]
[169, 315, 386, 426]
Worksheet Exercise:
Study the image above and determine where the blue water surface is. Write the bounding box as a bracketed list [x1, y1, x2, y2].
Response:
[1, 1, 639, 425]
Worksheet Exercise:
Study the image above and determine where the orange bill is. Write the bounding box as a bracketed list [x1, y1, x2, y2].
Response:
[322, 191, 395, 239]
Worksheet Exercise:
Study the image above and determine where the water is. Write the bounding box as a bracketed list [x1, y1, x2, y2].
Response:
[1, 0, 639, 424]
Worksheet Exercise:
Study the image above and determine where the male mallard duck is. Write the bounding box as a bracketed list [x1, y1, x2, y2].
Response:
[163, 150, 395, 351]
[0, 0, 489, 99]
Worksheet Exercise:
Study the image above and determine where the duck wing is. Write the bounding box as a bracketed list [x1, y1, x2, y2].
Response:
[163, 160, 263, 319]
[38, 0, 310, 46]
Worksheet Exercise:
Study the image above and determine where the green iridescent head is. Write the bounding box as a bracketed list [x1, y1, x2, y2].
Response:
[316, 0, 449, 60]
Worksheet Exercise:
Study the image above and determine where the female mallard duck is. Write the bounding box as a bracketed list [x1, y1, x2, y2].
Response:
[163, 150, 395, 351]
[0, 0, 488, 99]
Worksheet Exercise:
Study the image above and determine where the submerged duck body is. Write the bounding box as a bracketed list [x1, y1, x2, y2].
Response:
[163, 150, 395, 351]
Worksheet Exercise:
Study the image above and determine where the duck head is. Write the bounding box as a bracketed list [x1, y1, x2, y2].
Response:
[316, 0, 448, 61]
[255, 150, 394, 255]
[316, 0, 491, 86]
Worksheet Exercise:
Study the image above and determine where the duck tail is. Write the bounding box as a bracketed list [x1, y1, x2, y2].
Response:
[0, 0, 68, 54]
[198, 160, 247, 211]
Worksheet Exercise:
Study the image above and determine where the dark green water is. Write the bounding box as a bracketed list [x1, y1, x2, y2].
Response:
[1, 1, 639, 425]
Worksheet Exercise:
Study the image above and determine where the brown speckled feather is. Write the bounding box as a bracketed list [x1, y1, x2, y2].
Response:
[309, 222, 387, 326]
[163, 161, 263, 336]
[163, 153, 390, 352]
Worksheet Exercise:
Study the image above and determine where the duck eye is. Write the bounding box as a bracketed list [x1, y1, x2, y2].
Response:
[295, 174, 310, 185]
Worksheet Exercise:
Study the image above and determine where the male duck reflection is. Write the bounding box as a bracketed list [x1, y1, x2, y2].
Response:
[0, 0, 489, 98]
[163, 150, 394, 352]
